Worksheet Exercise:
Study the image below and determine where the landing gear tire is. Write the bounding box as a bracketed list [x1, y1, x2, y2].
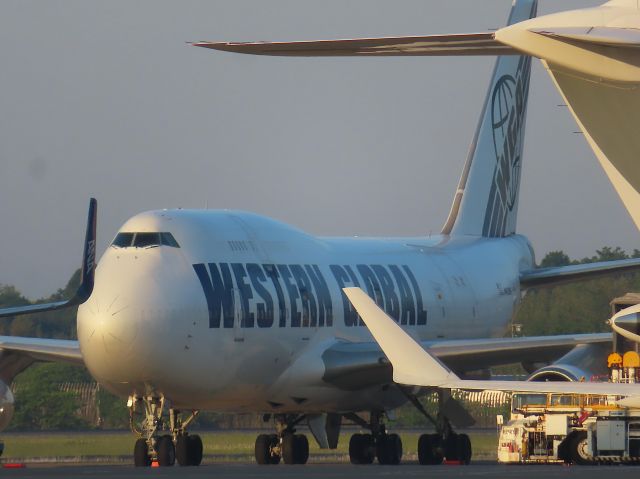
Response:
[418, 433, 444, 465]
[377, 433, 402, 465]
[268, 435, 281, 464]
[282, 433, 309, 465]
[157, 435, 176, 467]
[282, 434, 296, 465]
[176, 435, 190, 466]
[134, 438, 151, 467]
[188, 435, 203, 466]
[255, 434, 271, 465]
[177, 434, 203, 466]
[457, 433, 472, 465]
[349, 433, 375, 465]
[295, 434, 309, 464]
[256, 434, 281, 465]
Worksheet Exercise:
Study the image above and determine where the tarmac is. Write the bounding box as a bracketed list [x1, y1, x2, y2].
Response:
[6, 462, 640, 479]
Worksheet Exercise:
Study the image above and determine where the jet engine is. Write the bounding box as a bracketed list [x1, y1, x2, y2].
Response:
[526, 343, 610, 382]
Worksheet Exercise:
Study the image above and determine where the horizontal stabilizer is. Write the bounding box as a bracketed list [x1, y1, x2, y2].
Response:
[193, 33, 519, 57]
[532, 26, 640, 47]
[0, 198, 97, 318]
[344, 287, 640, 402]
[520, 257, 640, 289]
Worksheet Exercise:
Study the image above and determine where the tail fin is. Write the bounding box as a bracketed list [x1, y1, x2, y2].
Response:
[441, 0, 536, 238]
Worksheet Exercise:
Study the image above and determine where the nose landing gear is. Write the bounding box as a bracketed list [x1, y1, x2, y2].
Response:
[128, 395, 202, 467]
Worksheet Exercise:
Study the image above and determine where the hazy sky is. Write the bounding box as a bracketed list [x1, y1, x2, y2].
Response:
[1, 0, 635, 299]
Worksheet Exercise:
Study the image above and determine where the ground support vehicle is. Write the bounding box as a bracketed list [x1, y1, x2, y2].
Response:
[498, 391, 640, 464]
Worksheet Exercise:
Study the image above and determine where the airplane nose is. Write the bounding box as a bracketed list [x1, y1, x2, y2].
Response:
[79, 294, 140, 358]
[78, 292, 146, 384]
[77, 245, 206, 393]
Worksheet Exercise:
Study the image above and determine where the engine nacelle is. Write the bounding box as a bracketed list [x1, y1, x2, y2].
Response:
[0, 380, 15, 433]
[527, 343, 609, 382]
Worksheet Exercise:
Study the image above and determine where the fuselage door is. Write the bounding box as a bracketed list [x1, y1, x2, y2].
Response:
[232, 288, 244, 342]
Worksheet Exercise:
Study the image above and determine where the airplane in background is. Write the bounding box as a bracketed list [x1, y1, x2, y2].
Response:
[195, 0, 640, 232]
[1, 0, 640, 468]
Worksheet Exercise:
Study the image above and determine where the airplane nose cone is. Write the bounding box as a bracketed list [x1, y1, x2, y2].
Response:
[78, 294, 139, 357]
[78, 292, 146, 383]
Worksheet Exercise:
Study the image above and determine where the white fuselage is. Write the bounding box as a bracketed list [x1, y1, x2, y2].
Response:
[77, 209, 533, 413]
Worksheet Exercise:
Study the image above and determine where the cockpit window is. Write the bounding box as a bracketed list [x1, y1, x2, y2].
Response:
[134, 232, 161, 248]
[112, 232, 134, 248]
[111, 232, 180, 249]
[160, 232, 180, 248]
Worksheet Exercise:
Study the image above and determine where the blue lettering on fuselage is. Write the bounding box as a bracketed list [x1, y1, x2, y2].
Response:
[193, 263, 427, 329]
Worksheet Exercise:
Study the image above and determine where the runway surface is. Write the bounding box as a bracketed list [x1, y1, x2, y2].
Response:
[6, 462, 640, 479]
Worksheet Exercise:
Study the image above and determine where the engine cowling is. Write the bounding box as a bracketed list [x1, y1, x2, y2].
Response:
[527, 343, 610, 382]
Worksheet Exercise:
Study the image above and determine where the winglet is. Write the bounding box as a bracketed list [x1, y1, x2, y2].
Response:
[342, 287, 459, 386]
[0, 198, 97, 318]
[75, 197, 97, 304]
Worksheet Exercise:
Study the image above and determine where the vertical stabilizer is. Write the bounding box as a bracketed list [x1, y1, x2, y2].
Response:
[441, 0, 536, 237]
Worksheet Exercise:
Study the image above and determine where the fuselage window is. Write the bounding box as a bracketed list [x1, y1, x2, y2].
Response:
[112, 232, 134, 248]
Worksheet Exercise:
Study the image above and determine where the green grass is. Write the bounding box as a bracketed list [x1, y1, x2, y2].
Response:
[0, 430, 499, 462]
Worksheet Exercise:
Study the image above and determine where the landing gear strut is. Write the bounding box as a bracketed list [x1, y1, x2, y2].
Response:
[128, 396, 202, 467]
[345, 411, 402, 465]
[254, 414, 309, 465]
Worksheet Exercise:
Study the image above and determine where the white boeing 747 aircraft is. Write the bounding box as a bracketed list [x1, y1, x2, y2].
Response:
[1, 0, 640, 468]
[195, 0, 640, 231]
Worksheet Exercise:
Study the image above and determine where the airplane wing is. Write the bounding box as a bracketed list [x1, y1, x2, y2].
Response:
[520, 257, 640, 289]
[0, 337, 81, 364]
[322, 327, 609, 390]
[0, 200, 94, 382]
[192, 33, 519, 57]
[0, 198, 96, 318]
[0, 337, 82, 385]
[343, 287, 640, 407]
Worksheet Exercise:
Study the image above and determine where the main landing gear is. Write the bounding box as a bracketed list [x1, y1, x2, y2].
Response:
[406, 389, 472, 465]
[345, 411, 402, 465]
[417, 424, 471, 465]
[254, 414, 309, 465]
[129, 396, 203, 467]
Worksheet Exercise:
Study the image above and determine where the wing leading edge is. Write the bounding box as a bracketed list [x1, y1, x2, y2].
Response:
[343, 287, 640, 406]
